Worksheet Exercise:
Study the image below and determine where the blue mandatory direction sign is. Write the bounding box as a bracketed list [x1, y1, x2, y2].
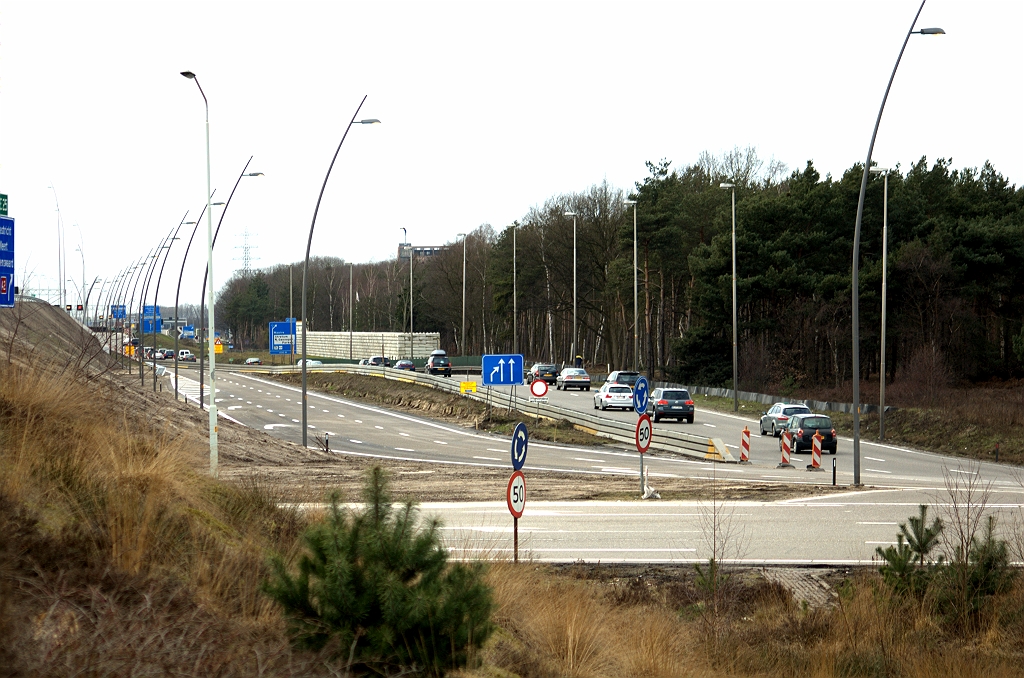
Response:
[482, 353, 524, 386]
[633, 376, 650, 415]
[110, 304, 127, 319]
[269, 319, 296, 355]
[0, 216, 15, 308]
[510, 422, 528, 471]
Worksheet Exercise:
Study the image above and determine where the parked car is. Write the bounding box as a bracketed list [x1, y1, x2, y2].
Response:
[394, 359, 416, 372]
[782, 413, 838, 454]
[425, 354, 452, 377]
[244, 357, 263, 365]
[368, 356, 391, 367]
[178, 349, 196, 362]
[296, 359, 323, 366]
[556, 367, 591, 391]
[527, 363, 559, 385]
[358, 358, 370, 365]
[606, 370, 642, 388]
[759, 403, 812, 437]
[646, 388, 695, 423]
[593, 383, 634, 411]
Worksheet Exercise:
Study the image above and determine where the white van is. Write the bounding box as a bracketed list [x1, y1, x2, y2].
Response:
[178, 349, 196, 362]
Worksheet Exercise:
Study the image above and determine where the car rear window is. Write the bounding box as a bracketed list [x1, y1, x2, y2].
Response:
[783, 406, 810, 416]
[612, 373, 640, 384]
[800, 417, 832, 429]
[565, 369, 587, 375]
[610, 386, 632, 394]
[537, 365, 556, 371]
[434, 358, 450, 365]
[662, 390, 690, 400]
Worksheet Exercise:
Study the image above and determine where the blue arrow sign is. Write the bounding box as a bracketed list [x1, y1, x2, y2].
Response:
[0, 217, 14, 309]
[633, 376, 650, 415]
[269, 319, 296, 355]
[482, 354, 524, 386]
[511, 422, 528, 471]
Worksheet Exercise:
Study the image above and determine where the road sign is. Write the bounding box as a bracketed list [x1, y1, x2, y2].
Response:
[482, 353, 524, 386]
[635, 413, 652, 454]
[511, 422, 528, 470]
[269, 320, 296, 354]
[459, 381, 477, 394]
[0, 216, 13, 308]
[506, 470, 526, 518]
[180, 325, 195, 339]
[214, 337, 223, 354]
[633, 376, 650, 415]
[111, 304, 126, 319]
[143, 305, 161, 317]
[0, 194, 8, 216]
[529, 379, 548, 398]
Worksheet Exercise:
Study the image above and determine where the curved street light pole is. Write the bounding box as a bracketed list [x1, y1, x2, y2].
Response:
[199, 158, 260, 407]
[172, 196, 217, 401]
[564, 211, 577, 366]
[149, 212, 189, 390]
[112, 260, 141, 366]
[138, 230, 174, 385]
[850, 2, 943, 485]
[125, 249, 153, 374]
[302, 95, 379, 448]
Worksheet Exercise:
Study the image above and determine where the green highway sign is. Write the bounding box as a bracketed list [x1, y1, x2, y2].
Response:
[0, 194, 7, 216]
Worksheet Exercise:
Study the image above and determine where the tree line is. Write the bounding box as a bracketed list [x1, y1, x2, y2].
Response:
[214, 147, 1024, 391]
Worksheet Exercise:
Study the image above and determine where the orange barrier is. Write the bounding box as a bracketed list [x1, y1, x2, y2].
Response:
[809, 432, 824, 471]
[778, 430, 794, 468]
[740, 426, 751, 464]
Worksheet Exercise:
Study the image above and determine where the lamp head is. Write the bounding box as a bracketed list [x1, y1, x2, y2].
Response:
[457, 233, 466, 238]
[180, 71, 196, 79]
[358, 119, 381, 125]
[870, 167, 890, 174]
[624, 199, 637, 205]
[564, 211, 576, 217]
[185, 221, 196, 225]
[211, 201, 226, 206]
[720, 183, 735, 189]
[917, 27, 945, 35]
[246, 172, 265, 176]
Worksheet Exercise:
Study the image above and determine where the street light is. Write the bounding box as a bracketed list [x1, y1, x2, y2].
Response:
[181, 68, 220, 478]
[870, 166, 891, 440]
[720, 182, 738, 412]
[149, 212, 188, 391]
[75, 244, 85, 323]
[849, 4, 943, 485]
[564, 211, 577, 366]
[301, 96, 379, 448]
[458, 233, 467, 355]
[625, 200, 638, 371]
[401, 227, 413, 359]
[512, 222, 518, 354]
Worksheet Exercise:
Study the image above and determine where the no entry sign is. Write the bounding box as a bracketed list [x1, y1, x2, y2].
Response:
[529, 379, 548, 398]
[506, 470, 526, 518]
[635, 413, 652, 454]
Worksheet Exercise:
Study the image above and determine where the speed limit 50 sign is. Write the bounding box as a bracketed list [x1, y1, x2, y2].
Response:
[506, 470, 526, 518]
[635, 413, 652, 454]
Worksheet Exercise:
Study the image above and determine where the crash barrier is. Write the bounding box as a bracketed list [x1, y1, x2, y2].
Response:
[809, 433, 823, 471]
[740, 426, 751, 463]
[228, 363, 723, 461]
[651, 380, 895, 416]
[778, 430, 794, 468]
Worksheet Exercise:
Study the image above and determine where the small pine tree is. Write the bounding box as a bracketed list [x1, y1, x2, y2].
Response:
[263, 467, 494, 676]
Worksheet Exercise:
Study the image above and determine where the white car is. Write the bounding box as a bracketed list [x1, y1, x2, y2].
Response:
[296, 359, 323, 367]
[593, 383, 634, 411]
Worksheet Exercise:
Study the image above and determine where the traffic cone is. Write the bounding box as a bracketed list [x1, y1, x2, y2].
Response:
[778, 429, 794, 468]
[808, 432, 824, 471]
[739, 426, 751, 464]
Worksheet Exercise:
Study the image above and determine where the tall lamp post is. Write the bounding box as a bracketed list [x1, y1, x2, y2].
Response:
[401, 227, 413, 358]
[625, 200, 638, 371]
[512, 222, 517, 354]
[720, 182, 738, 411]
[458, 233, 466, 354]
[870, 166, 891, 440]
[74, 245, 85, 323]
[180, 69, 220, 478]
[149, 212, 189, 391]
[849, 6, 943, 485]
[301, 96, 379, 447]
[564, 211, 577, 365]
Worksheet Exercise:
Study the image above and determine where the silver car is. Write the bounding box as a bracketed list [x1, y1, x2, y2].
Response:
[759, 402, 811, 437]
[593, 383, 634, 411]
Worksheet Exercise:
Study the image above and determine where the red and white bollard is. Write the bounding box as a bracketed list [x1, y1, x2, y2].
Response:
[739, 426, 751, 464]
[778, 430, 794, 468]
[808, 432, 824, 471]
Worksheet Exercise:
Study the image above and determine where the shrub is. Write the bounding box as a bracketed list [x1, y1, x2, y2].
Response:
[263, 467, 494, 677]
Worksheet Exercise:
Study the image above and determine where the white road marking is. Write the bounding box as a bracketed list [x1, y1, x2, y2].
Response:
[399, 432, 410, 436]
[487, 448, 506, 453]
[276, 395, 281, 398]
[350, 439, 363, 444]
[858, 522, 898, 525]
[264, 424, 291, 430]
[246, 401, 252, 405]
[865, 456, 886, 462]
[396, 447, 416, 452]
[434, 440, 448, 445]
[228, 406, 243, 410]
[703, 423, 716, 428]
[257, 405, 263, 408]
[473, 456, 500, 461]
[267, 409, 273, 413]
[279, 413, 286, 417]
[866, 468, 892, 474]
[308, 425, 316, 429]
[575, 458, 604, 463]
[338, 414, 345, 418]
[866, 541, 897, 545]
[569, 393, 579, 397]
[375, 425, 384, 430]
[354, 420, 363, 424]
[323, 409, 330, 412]
[949, 469, 977, 475]
[292, 419, 300, 423]
[286, 398, 291, 401]
[215, 398, 225, 402]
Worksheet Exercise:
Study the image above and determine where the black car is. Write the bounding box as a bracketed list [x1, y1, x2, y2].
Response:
[527, 363, 559, 385]
[646, 388, 694, 423]
[426, 354, 452, 377]
[783, 414, 838, 454]
[368, 356, 391, 367]
[606, 370, 641, 387]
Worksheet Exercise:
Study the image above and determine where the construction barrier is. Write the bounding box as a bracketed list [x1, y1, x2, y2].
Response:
[778, 430, 794, 468]
[739, 426, 751, 464]
[705, 438, 735, 462]
[808, 432, 824, 471]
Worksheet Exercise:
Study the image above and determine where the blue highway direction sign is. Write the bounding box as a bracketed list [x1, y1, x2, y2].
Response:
[269, 319, 296, 355]
[482, 354, 524, 386]
[633, 376, 650, 415]
[511, 422, 528, 471]
[0, 217, 14, 308]
[110, 304, 127, 319]
[180, 325, 195, 339]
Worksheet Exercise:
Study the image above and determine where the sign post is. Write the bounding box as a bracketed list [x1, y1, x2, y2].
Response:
[506, 470, 526, 563]
[0, 216, 14, 309]
[635, 413, 652, 494]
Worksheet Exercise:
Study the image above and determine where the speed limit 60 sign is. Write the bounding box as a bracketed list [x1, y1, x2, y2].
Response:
[635, 413, 652, 454]
[506, 470, 526, 518]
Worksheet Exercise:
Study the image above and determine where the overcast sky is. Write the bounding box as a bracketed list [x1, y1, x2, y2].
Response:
[4, 0, 1021, 310]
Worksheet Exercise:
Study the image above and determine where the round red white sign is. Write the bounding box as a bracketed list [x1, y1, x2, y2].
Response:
[506, 470, 526, 518]
[529, 379, 548, 398]
[635, 414, 652, 454]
